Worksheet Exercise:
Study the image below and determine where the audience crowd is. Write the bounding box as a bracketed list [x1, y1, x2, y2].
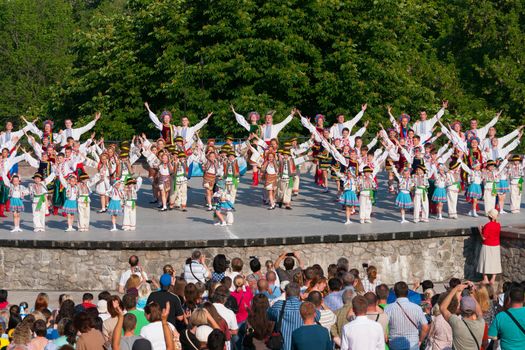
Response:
[0, 251, 524, 350]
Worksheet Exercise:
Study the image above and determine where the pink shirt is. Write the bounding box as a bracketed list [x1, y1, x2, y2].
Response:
[231, 288, 253, 323]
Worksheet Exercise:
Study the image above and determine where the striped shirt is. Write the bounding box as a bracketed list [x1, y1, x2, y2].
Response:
[384, 297, 427, 350]
[268, 297, 320, 350]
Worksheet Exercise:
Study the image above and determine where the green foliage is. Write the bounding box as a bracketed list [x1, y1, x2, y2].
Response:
[1, 0, 524, 144]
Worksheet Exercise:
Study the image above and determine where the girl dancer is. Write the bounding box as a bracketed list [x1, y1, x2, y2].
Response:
[431, 164, 448, 220]
[261, 152, 278, 209]
[332, 166, 359, 224]
[107, 180, 124, 231]
[459, 159, 483, 217]
[390, 160, 415, 223]
[29, 172, 55, 232]
[2, 173, 28, 232]
[412, 165, 430, 223]
[123, 177, 143, 231]
[507, 154, 523, 213]
[59, 173, 80, 232]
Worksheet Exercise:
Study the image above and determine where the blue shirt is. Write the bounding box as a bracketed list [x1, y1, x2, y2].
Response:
[257, 285, 282, 300]
[324, 291, 344, 311]
[387, 289, 422, 305]
[384, 297, 427, 350]
[488, 307, 525, 350]
[268, 297, 320, 350]
[291, 324, 332, 350]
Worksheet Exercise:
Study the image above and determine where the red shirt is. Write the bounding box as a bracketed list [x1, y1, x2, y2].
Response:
[482, 221, 500, 246]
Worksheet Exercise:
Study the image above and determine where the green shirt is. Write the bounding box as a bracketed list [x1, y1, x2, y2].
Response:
[128, 309, 149, 335]
[488, 307, 525, 350]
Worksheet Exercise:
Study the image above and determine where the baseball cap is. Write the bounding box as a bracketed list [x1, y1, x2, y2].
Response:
[460, 296, 476, 314]
[159, 273, 172, 287]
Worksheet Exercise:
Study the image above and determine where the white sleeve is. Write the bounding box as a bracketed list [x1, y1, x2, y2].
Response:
[24, 153, 39, 168]
[73, 119, 97, 139]
[501, 139, 520, 158]
[148, 110, 163, 131]
[234, 112, 251, 132]
[188, 115, 211, 138]
[273, 114, 294, 136]
[428, 107, 445, 128]
[498, 129, 519, 146]
[367, 137, 378, 150]
[343, 109, 365, 134]
[478, 115, 499, 140]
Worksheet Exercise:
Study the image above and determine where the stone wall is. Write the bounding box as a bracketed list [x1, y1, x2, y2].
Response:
[501, 237, 525, 282]
[0, 235, 489, 291]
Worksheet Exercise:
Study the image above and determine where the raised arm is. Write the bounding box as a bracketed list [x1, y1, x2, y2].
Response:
[478, 111, 501, 140]
[74, 112, 100, 138]
[232, 106, 251, 132]
[428, 100, 448, 128]
[273, 110, 294, 135]
[501, 136, 521, 158]
[388, 106, 399, 129]
[343, 103, 367, 133]
[498, 125, 523, 146]
[188, 112, 213, 137]
[145, 102, 163, 130]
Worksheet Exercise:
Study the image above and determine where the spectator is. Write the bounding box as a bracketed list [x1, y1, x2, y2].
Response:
[246, 257, 265, 292]
[140, 302, 177, 350]
[477, 209, 502, 285]
[102, 295, 123, 342]
[29, 320, 49, 350]
[336, 258, 350, 272]
[291, 301, 332, 350]
[74, 312, 105, 350]
[202, 302, 231, 343]
[274, 252, 305, 282]
[226, 257, 244, 291]
[34, 293, 49, 314]
[306, 291, 336, 332]
[111, 302, 145, 350]
[98, 291, 112, 302]
[473, 284, 497, 326]
[385, 281, 429, 350]
[123, 293, 149, 335]
[97, 300, 111, 321]
[7, 322, 32, 349]
[266, 271, 282, 300]
[426, 292, 455, 350]
[231, 275, 253, 325]
[488, 286, 525, 350]
[375, 284, 389, 310]
[8, 305, 21, 331]
[75, 293, 97, 313]
[138, 282, 152, 310]
[146, 273, 184, 332]
[0, 290, 8, 310]
[269, 282, 318, 350]
[340, 296, 385, 350]
[364, 292, 389, 344]
[324, 278, 344, 311]
[243, 294, 274, 350]
[44, 318, 77, 350]
[207, 329, 226, 350]
[218, 277, 239, 314]
[211, 285, 238, 347]
[440, 283, 485, 350]
[183, 251, 211, 284]
[55, 300, 75, 325]
[118, 255, 148, 294]
[331, 289, 355, 347]
[362, 266, 382, 293]
[211, 254, 229, 283]
[183, 283, 203, 313]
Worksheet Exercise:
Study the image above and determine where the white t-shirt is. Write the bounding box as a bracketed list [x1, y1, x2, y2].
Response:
[341, 316, 385, 350]
[183, 261, 208, 284]
[119, 269, 148, 287]
[140, 321, 175, 350]
[213, 303, 238, 331]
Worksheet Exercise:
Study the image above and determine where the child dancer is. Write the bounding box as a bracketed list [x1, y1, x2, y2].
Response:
[223, 151, 240, 204]
[507, 154, 523, 213]
[431, 164, 447, 220]
[412, 165, 430, 223]
[445, 161, 462, 219]
[123, 177, 143, 231]
[496, 158, 510, 214]
[157, 152, 173, 212]
[333, 166, 359, 224]
[213, 187, 234, 226]
[357, 166, 378, 224]
[107, 180, 124, 231]
[172, 152, 189, 211]
[459, 159, 483, 217]
[2, 173, 28, 232]
[202, 151, 220, 211]
[276, 150, 296, 209]
[261, 152, 278, 209]
[59, 173, 80, 232]
[390, 161, 415, 223]
[29, 172, 55, 232]
[77, 173, 99, 232]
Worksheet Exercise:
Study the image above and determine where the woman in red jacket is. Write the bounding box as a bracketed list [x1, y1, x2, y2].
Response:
[476, 209, 502, 285]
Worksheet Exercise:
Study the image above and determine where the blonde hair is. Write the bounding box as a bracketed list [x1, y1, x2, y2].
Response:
[423, 288, 435, 301]
[11, 323, 32, 345]
[474, 285, 491, 313]
[189, 309, 208, 327]
[125, 274, 142, 290]
[138, 283, 152, 299]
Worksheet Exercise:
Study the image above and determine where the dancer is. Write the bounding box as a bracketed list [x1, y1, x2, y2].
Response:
[357, 165, 379, 224]
[390, 161, 415, 223]
[201, 150, 221, 211]
[28, 172, 56, 232]
[172, 152, 189, 211]
[2, 173, 29, 232]
[412, 165, 430, 223]
[329, 104, 367, 139]
[507, 154, 523, 214]
[123, 177, 143, 231]
[58, 173, 80, 232]
[459, 159, 483, 217]
[261, 152, 279, 210]
[332, 166, 359, 225]
[107, 180, 124, 231]
[213, 186, 234, 226]
[445, 161, 462, 219]
[276, 150, 296, 209]
[77, 173, 99, 232]
[431, 164, 448, 220]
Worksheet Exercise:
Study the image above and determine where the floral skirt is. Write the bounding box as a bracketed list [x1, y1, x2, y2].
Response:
[107, 199, 123, 216]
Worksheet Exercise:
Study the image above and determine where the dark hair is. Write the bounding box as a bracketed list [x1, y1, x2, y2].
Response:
[249, 258, 261, 273]
[98, 291, 112, 301]
[33, 319, 47, 337]
[0, 289, 7, 303]
[352, 295, 368, 315]
[327, 264, 338, 278]
[364, 292, 378, 306]
[122, 294, 137, 310]
[283, 257, 295, 270]
[246, 294, 273, 342]
[62, 318, 77, 345]
[231, 258, 243, 272]
[7, 305, 21, 330]
[73, 312, 92, 333]
[207, 329, 226, 350]
[422, 280, 434, 291]
[337, 257, 349, 271]
[285, 282, 301, 298]
[328, 278, 342, 292]
[56, 299, 75, 324]
[306, 291, 323, 307]
[34, 294, 49, 313]
[213, 254, 229, 274]
[129, 255, 139, 267]
[108, 295, 123, 318]
[212, 285, 229, 304]
[509, 287, 525, 304]
[82, 293, 94, 302]
[220, 276, 232, 289]
[144, 302, 162, 322]
[394, 281, 409, 298]
[375, 284, 389, 300]
[191, 250, 202, 261]
[184, 283, 202, 310]
[449, 278, 461, 289]
[304, 267, 316, 281]
[92, 316, 103, 332]
[123, 313, 137, 332]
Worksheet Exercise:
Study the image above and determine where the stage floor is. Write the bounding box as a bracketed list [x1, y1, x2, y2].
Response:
[0, 174, 523, 246]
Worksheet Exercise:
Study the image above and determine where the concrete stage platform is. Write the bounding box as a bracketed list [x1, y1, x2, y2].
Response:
[0, 174, 523, 249]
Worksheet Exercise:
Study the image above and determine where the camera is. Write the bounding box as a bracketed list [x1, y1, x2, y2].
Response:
[225, 259, 231, 267]
[286, 252, 295, 257]
[185, 257, 192, 265]
[249, 256, 258, 260]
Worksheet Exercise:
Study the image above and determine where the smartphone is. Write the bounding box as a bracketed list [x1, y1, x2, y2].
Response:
[286, 253, 295, 257]
[362, 263, 369, 269]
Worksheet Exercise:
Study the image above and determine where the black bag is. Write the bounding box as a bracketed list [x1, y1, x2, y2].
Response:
[266, 300, 287, 350]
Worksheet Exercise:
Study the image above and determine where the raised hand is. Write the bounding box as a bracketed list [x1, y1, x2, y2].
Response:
[144, 102, 150, 109]
[442, 100, 448, 109]
[95, 112, 101, 121]
[362, 103, 368, 111]
[161, 302, 171, 323]
[207, 112, 213, 119]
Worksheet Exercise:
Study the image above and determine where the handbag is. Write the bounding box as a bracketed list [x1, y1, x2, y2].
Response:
[266, 300, 287, 350]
